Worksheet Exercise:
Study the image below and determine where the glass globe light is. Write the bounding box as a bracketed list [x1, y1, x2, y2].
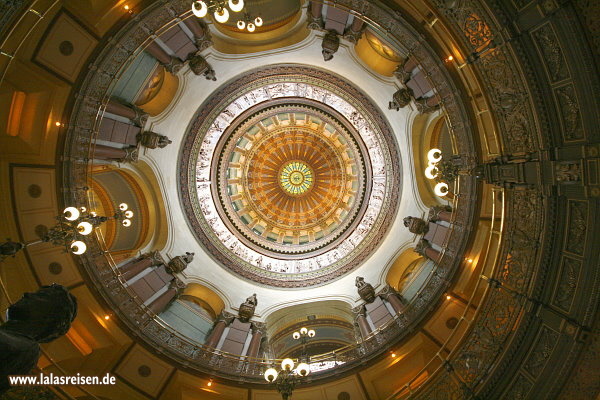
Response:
[296, 363, 310, 377]
[424, 164, 439, 180]
[63, 207, 80, 221]
[192, 1, 208, 18]
[228, 0, 244, 12]
[237, 20, 246, 30]
[246, 22, 255, 32]
[264, 368, 278, 382]
[300, 327, 308, 335]
[119, 203, 128, 211]
[434, 182, 449, 197]
[427, 148, 443, 163]
[122, 219, 132, 227]
[124, 210, 134, 218]
[214, 7, 229, 23]
[254, 16, 263, 27]
[281, 358, 295, 371]
[77, 221, 93, 236]
[70, 241, 87, 255]
[308, 329, 316, 338]
[79, 207, 87, 212]
[292, 331, 300, 340]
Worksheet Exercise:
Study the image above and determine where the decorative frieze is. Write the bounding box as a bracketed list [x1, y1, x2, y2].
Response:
[552, 257, 581, 313]
[531, 23, 570, 83]
[523, 325, 559, 378]
[565, 200, 587, 255]
[555, 83, 585, 141]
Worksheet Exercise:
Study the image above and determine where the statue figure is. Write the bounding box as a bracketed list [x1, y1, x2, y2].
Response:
[321, 31, 339, 61]
[389, 88, 414, 110]
[182, 252, 195, 264]
[189, 54, 217, 81]
[355, 276, 367, 289]
[244, 293, 257, 307]
[238, 293, 257, 322]
[158, 135, 172, 148]
[138, 131, 172, 149]
[166, 252, 194, 274]
[355, 277, 376, 303]
[1, 284, 77, 394]
[0, 239, 24, 260]
[403, 216, 428, 235]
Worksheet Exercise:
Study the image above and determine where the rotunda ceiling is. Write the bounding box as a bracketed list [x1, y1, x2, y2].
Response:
[213, 102, 369, 258]
[179, 65, 402, 287]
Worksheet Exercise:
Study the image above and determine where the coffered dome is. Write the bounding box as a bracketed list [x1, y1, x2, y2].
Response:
[181, 66, 401, 287]
[214, 102, 368, 258]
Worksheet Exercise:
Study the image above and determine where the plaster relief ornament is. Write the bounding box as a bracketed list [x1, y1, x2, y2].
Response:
[0, 284, 77, 394]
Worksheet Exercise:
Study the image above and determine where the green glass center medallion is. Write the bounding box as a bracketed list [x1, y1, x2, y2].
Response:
[280, 162, 313, 195]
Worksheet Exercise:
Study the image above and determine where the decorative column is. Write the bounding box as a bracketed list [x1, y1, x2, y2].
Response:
[148, 278, 185, 314]
[93, 144, 137, 162]
[307, 1, 323, 29]
[394, 55, 418, 83]
[246, 326, 263, 359]
[356, 309, 371, 339]
[205, 319, 228, 349]
[344, 16, 364, 43]
[429, 206, 453, 223]
[119, 251, 163, 280]
[386, 293, 406, 315]
[416, 96, 441, 113]
[120, 258, 152, 281]
[415, 239, 441, 262]
[182, 17, 211, 50]
[145, 41, 183, 73]
[106, 98, 147, 126]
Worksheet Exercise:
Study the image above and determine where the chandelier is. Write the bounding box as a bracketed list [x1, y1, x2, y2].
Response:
[236, 12, 263, 32]
[0, 202, 134, 260]
[264, 327, 315, 400]
[424, 148, 458, 197]
[191, 0, 245, 23]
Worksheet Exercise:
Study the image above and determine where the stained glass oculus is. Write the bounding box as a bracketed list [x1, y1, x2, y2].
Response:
[280, 162, 313, 195]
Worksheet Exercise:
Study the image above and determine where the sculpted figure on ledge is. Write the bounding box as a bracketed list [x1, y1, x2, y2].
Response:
[238, 294, 258, 322]
[0, 284, 77, 394]
[355, 277, 376, 303]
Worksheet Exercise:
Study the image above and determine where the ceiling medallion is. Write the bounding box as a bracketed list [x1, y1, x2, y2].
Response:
[180, 66, 401, 287]
[280, 161, 314, 195]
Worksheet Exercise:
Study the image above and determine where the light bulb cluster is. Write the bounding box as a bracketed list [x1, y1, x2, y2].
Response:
[263, 358, 311, 382]
[424, 148, 450, 197]
[293, 327, 316, 339]
[236, 15, 263, 32]
[264, 326, 315, 397]
[57, 202, 134, 255]
[192, 0, 244, 23]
